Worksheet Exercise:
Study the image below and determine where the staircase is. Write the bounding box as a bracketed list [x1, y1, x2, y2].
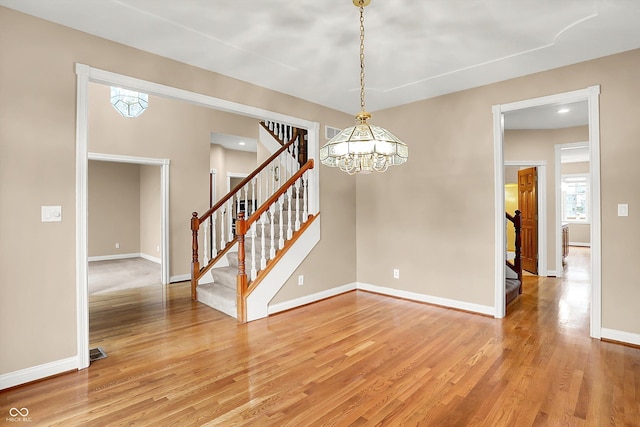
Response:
[506, 210, 522, 305]
[190, 121, 318, 322]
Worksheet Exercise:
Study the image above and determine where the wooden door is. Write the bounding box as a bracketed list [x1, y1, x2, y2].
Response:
[518, 167, 538, 274]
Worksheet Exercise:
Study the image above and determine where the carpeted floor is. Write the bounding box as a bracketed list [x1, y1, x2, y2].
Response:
[88, 257, 161, 295]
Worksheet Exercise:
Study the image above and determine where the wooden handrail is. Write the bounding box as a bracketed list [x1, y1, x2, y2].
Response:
[246, 159, 314, 226]
[198, 134, 299, 223]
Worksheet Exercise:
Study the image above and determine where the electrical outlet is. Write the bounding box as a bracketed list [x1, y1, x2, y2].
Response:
[115, 243, 120, 249]
[298, 275, 304, 286]
[393, 269, 400, 279]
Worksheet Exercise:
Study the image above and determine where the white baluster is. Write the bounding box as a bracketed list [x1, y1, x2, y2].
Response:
[260, 212, 267, 270]
[228, 199, 233, 242]
[212, 215, 217, 255]
[278, 194, 285, 249]
[220, 209, 225, 250]
[295, 177, 301, 231]
[269, 204, 276, 259]
[203, 220, 210, 264]
[303, 171, 308, 222]
[258, 172, 262, 207]
[286, 186, 293, 240]
[251, 178, 256, 215]
[244, 184, 249, 216]
[250, 221, 257, 281]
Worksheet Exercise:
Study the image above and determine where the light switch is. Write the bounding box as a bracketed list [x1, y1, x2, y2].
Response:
[617, 204, 628, 217]
[42, 206, 62, 222]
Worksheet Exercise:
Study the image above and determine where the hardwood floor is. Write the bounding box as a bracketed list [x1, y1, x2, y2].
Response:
[2, 247, 639, 425]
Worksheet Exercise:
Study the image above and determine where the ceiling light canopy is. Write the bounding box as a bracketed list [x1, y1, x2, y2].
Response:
[110, 87, 149, 118]
[320, 0, 408, 175]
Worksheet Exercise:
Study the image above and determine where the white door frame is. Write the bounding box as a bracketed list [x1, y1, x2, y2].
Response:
[227, 172, 249, 193]
[504, 161, 547, 277]
[555, 141, 590, 275]
[75, 63, 320, 370]
[492, 85, 601, 341]
[88, 153, 170, 284]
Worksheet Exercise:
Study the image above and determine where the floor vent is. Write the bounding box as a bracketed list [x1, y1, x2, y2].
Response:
[89, 347, 107, 362]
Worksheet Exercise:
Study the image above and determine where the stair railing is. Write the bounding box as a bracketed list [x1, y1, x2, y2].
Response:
[262, 121, 308, 168]
[506, 210, 522, 292]
[235, 158, 315, 322]
[191, 124, 305, 301]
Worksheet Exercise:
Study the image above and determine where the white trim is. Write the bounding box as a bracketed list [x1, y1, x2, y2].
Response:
[504, 161, 548, 277]
[601, 328, 640, 346]
[269, 283, 357, 315]
[169, 274, 191, 283]
[75, 63, 90, 371]
[546, 270, 558, 277]
[0, 357, 77, 391]
[357, 283, 495, 316]
[493, 85, 601, 339]
[88, 152, 170, 285]
[226, 172, 249, 193]
[246, 217, 321, 321]
[492, 105, 505, 318]
[88, 253, 140, 262]
[569, 242, 591, 247]
[74, 63, 320, 386]
[140, 253, 161, 264]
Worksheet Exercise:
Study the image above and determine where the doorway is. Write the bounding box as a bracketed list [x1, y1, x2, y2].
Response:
[492, 86, 602, 340]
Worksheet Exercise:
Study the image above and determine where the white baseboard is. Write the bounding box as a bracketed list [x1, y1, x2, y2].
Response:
[546, 270, 557, 277]
[569, 242, 591, 247]
[0, 356, 77, 390]
[170, 274, 190, 283]
[269, 283, 357, 315]
[139, 253, 161, 264]
[601, 328, 640, 346]
[88, 253, 140, 262]
[356, 282, 495, 316]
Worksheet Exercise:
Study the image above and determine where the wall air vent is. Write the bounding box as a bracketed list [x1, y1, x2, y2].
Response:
[325, 126, 342, 140]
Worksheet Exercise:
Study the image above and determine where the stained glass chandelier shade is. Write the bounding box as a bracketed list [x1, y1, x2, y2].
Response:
[320, 0, 408, 175]
[110, 87, 149, 118]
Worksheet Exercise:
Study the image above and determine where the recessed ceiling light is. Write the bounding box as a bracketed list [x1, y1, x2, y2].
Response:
[238, 141, 246, 146]
[557, 108, 570, 114]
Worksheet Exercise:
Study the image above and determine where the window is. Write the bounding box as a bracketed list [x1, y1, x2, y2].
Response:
[561, 174, 589, 222]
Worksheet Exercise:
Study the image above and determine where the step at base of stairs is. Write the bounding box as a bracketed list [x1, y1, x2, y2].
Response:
[197, 282, 237, 319]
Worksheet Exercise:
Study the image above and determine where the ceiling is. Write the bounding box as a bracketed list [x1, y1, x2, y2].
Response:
[504, 100, 589, 130]
[2, 0, 640, 121]
[211, 133, 257, 153]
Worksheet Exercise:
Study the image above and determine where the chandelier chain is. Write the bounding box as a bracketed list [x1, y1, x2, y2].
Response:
[359, 5, 366, 114]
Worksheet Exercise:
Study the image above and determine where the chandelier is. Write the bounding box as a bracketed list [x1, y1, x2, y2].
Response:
[320, 0, 408, 175]
[110, 87, 149, 118]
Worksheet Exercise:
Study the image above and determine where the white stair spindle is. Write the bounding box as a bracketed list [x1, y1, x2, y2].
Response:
[219, 209, 225, 250]
[250, 222, 257, 281]
[278, 194, 285, 249]
[212, 215, 217, 255]
[269, 204, 276, 259]
[295, 177, 301, 231]
[244, 184, 249, 216]
[260, 212, 267, 270]
[228, 199, 233, 242]
[203, 220, 210, 264]
[287, 186, 293, 240]
[303, 171, 309, 222]
[251, 178, 257, 216]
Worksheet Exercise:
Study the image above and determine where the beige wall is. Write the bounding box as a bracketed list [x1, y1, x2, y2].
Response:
[140, 165, 161, 258]
[88, 161, 141, 257]
[363, 49, 640, 335]
[504, 126, 589, 272]
[209, 146, 257, 202]
[0, 7, 355, 375]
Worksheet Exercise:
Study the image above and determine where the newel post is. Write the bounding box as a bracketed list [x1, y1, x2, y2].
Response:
[514, 210, 523, 289]
[191, 212, 200, 301]
[235, 212, 248, 323]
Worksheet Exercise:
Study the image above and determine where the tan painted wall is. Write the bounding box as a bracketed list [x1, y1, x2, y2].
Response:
[140, 165, 161, 259]
[504, 126, 589, 272]
[88, 161, 141, 257]
[365, 50, 640, 335]
[0, 7, 355, 375]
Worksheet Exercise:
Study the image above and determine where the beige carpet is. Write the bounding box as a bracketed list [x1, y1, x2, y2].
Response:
[88, 257, 161, 295]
